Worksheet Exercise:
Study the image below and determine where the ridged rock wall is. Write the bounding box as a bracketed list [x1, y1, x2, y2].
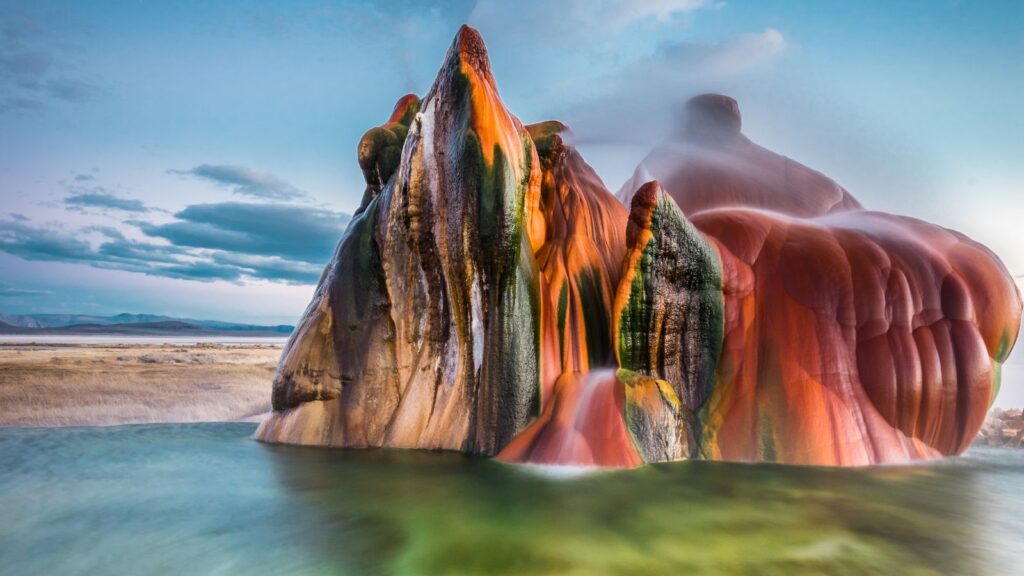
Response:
[259, 26, 543, 453]
[609, 94, 1021, 465]
[257, 26, 1021, 467]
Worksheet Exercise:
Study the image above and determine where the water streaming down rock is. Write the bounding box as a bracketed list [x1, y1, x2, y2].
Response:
[496, 369, 642, 468]
[256, 25, 1022, 467]
[526, 121, 629, 405]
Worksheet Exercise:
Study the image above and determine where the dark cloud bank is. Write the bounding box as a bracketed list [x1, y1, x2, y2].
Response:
[172, 164, 307, 201]
[0, 9, 100, 114]
[0, 201, 350, 284]
[65, 190, 150, 213]
[0, 283, 50, 298]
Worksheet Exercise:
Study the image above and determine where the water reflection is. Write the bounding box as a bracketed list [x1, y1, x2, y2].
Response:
[1, 423, 1021, 575]
[266, 444, 1003, 575]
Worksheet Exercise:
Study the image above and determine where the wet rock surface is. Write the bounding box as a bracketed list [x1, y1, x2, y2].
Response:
[256, 26, 1022, 467]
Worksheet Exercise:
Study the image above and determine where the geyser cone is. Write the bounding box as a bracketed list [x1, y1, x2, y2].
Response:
[258, 25, 544, 453]
[258, 26, 1021, 468]
[614, 181, 724, 413]
[689, 205, 1021, 463]
[618, 93, 862, 217]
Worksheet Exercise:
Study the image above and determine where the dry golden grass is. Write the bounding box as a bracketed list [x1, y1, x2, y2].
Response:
[0, 343, 281, 427]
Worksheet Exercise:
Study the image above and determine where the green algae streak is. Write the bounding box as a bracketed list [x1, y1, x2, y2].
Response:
[2, 423, 1022, 576]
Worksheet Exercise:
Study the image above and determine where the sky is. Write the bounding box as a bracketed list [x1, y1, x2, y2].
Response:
[0, 0, 1022, 399]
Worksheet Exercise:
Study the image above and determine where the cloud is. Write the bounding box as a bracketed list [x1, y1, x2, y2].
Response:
[0, 50, 52, 77]
[0, 202, 349, 285]
[0, 8, 100, 115]
[0, 96, 44, 113]
[140, 202, 349, 264]
[173, 164, 306, 200]
[46, 78, 99, 103]
[561, 28, 788, 145]
[657, 28, 786, 78]
[95, 237, 191, 265]
[158, 261, 245, 283]
[65, 191, 150, 213]
[469, 0, 709, 39]
[211, 253, 324, 284]
[0, 218, 97, 263]
[607, 0, 712, 24]
[0, 283, 50, 298]
[82, 225, 126, 240]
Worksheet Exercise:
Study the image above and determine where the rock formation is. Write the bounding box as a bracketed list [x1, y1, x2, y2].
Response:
[256, 25, 1022, 467]
[976, 408, 1024, 448]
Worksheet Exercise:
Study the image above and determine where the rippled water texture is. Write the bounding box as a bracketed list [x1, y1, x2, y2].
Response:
[1, 423, 1022, 575]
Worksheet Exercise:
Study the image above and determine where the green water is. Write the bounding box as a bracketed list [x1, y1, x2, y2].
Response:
[1, 423, 1021, 575]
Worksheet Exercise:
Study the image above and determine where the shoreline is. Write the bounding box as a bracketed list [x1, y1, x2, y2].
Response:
[0, 342, 281, 428]
[1, 340, 1019, 449]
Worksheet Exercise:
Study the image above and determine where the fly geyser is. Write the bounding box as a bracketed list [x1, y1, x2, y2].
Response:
[255, 26, 1022, 467]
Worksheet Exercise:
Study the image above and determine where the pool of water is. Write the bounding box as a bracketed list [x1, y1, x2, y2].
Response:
[1, 423, 1022, 575]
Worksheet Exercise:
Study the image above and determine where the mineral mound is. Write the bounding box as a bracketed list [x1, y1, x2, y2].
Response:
[255, 26, 1022, 467]
[976, 408, 1024, 448]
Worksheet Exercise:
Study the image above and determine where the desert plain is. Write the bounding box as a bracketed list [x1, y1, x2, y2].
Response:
[0, 343, 279, 427]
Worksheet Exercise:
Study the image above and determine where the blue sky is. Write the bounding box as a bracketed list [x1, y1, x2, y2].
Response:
[1, 0, 1021, 328]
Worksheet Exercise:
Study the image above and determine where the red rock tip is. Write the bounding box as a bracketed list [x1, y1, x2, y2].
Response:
[387, 94, 420, 124]
[453, 24, 490, 73]
[630, 180, 665, 213]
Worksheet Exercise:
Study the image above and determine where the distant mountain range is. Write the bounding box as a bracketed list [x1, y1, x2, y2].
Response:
[0, 313, 293, 337]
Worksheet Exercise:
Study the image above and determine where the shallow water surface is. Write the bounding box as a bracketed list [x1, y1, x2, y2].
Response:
[1, 423, 1022, 575]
